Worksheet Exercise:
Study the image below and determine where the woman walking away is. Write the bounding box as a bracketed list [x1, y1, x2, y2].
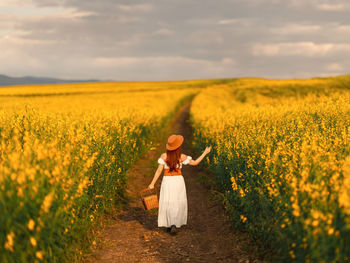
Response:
[148, 134, 211, 235]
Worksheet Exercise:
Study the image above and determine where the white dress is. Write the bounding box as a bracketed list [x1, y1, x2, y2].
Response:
[157, 155, 192, 228]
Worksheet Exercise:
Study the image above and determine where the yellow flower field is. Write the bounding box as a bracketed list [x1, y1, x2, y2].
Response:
[0, 80, 210, 262]
[1, 76, 349, 262]
[190, 76, 350, 262]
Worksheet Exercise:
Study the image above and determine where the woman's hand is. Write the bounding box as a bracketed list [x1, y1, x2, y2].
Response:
[204, 146, 212, 155]
[148, 183, 154, 189]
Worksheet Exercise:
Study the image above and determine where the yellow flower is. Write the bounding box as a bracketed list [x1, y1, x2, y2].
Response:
[328, 228, 334, 235]
[41, 192, 54, 213]
[28, 219, 35, 231]
[230, 176, 238, 191]
[240, 215, 247, 223]
[339, 157, 350, 215]
[289, 250, 296, 259]
[4, 232, 15, 252]
[36, 251, 44, 260]
[30, 237, 37, 247]
[239, 188, 245, 197]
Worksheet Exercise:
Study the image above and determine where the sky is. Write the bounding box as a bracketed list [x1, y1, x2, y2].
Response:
[0, 0, 349, 80]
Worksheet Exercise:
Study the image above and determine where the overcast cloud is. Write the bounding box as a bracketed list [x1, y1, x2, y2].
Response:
[0, 0, 349, 80]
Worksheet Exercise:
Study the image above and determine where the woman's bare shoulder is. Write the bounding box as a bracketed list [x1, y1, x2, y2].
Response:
[160, 153, 167, 160]
[181, 153, 187, 161]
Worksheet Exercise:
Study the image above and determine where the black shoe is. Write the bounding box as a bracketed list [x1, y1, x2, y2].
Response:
[166, 227, 171, 232]
[170, 225, 177, 235]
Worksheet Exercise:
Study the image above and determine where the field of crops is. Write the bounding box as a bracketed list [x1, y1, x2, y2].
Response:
[0, 80, 211, 262]
[190, 76, 350, 262]
[1, 76, 350, 262]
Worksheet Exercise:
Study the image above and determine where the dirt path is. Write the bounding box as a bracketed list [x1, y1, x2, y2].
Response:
[85, 102, 264, 263]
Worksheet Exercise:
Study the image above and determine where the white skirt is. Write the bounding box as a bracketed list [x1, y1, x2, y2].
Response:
[158, 175, 188, 228]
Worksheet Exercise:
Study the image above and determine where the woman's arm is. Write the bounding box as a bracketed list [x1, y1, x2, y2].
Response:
[189, 146, 211, 166]
[148, 164, 164, 189]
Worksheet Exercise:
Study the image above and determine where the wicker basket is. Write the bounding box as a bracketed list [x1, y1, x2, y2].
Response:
[140, 188, 159, 210]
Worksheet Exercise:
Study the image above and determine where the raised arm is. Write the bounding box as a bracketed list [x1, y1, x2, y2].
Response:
[148, 163, 164, 189]
[189, 146, 211, 166]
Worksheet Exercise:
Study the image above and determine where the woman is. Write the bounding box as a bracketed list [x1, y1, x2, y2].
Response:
[148, 134, 211, 235]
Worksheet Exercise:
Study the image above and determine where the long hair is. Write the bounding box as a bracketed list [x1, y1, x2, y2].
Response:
[166, 147, 182, 172]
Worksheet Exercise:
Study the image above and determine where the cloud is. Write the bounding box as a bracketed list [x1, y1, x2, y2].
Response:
[152, 28, 174, 36]
[334, 24, 350, 33]
[87, 56, 237, 80]
[221, 57, 234, 65]
[316, 3, 349, 11]
[280, 0, 350, 11]
[326, 63, 343, 71]
[0, 14, 15, 30]
[0, 0, 350, 80]
[16, 55, 236, 80]
[248, 0, 350, 14]
[270, 24, 321, 35]
[252, 42, 350, 57]
[117, 4, 152, 13]
[218, 19, 244, 25]
[188, 30, 224, 46]
[0, 36, 46, 75]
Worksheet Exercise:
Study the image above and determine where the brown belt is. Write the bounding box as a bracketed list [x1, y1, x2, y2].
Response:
[164, 169, 182, 176]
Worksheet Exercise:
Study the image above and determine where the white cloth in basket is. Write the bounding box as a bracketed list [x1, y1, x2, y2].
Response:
[157, 155, 192, 228]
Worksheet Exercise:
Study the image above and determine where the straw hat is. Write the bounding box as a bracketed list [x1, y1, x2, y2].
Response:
[166, 134, 184, 150]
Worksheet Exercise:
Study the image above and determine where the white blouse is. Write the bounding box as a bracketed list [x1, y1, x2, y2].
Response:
[158, 155, 192, 169]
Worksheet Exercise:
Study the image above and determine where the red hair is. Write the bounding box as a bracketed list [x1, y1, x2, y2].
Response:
[166, 147, 182, 172]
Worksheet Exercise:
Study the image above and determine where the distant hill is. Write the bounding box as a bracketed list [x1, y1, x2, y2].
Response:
[0, 74, 100, 87]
